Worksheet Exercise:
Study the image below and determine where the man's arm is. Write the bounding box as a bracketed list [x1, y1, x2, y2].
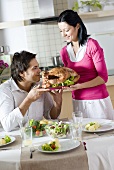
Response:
[49, 90, 63, 119]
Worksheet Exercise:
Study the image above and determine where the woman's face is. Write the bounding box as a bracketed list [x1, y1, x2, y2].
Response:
[58, 22, 79, 42]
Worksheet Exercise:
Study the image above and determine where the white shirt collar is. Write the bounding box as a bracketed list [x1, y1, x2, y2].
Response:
[67, 42, 87, 62]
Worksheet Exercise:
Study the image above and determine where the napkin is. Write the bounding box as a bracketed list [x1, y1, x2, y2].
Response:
[0, 135, 22, 170]
[85, 136, 114, 170]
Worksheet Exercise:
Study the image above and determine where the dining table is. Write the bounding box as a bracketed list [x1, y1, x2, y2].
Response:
[0, 118, 114, 170]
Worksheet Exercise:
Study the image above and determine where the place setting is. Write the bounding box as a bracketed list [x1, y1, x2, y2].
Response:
[0, 133, 22, 151]
[19, 115, 84, 157]
[82, 118, 114, 140]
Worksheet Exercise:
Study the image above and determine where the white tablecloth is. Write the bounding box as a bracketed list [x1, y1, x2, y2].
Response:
[86, 136, 114, 170]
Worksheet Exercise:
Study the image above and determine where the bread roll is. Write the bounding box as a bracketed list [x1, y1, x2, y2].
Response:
[0, 138, 6, 145]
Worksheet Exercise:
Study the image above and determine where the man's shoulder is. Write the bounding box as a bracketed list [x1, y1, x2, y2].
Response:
[0, 79, 12, 91]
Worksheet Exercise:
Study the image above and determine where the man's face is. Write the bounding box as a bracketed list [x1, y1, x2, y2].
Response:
[23, 58, 41, 83]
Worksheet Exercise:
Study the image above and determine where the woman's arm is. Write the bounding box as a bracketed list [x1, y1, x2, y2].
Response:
[69, 76, 105, 90]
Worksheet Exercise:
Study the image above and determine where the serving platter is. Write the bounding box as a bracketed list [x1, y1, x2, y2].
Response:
[49, 86, 63, 90]
[49, 86, 72, 90]
[38, 139, 80, 153]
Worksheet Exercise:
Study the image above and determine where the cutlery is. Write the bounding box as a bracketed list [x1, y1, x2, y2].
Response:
[30, 147, 35, 159]
[83, 142, 87, 150]
[94, 132, 105, 136]
[0, 147, 12, 150]
[94, 132, 114, 136]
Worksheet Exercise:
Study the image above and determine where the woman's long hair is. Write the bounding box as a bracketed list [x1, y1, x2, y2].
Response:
[58, 9, 90, 46]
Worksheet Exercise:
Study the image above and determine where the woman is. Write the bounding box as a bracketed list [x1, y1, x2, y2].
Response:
[58, 9, 114, 120]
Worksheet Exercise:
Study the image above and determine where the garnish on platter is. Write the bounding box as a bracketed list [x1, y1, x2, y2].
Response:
[41, 138, 61, 151]
[41, 67, 80, 89]
[85, 122, 101, 131]
[29, 119, 53, 137]
[45, 121, 69, 138]
[0, 135, 11, 146]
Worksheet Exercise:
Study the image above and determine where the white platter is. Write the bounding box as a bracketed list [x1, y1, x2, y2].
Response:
[0, 136, 16, 147]
[38, 139, 80, 153]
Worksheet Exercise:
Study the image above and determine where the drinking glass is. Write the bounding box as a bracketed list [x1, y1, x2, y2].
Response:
[69, 123, 82, 142]
[21, 126, 33, 147]
[72, 111, 83, 126]
[72, 111, 83, 141]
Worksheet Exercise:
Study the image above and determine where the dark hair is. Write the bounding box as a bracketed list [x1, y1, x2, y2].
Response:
[58, 9, 90, 46]
[11, 51, 36, 83]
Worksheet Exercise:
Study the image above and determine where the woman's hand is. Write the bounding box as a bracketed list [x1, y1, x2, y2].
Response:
[62, 76, 105, 91]
[62, 83, 81, 91]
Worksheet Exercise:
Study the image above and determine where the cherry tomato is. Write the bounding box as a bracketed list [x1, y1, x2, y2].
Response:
[35, 130, 40, 136]
[32, 125, 36, 129]
[51, 144, 56, 150]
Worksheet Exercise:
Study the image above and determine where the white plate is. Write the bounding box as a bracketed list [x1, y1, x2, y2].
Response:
[38, 139, 80, 153]
[83, 124, 114, 132]
[82, 118, 112, 125]
[0, 136, 16, 147]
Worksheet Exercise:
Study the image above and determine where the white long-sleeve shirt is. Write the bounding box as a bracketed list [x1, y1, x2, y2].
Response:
[0, 78, 53, 132]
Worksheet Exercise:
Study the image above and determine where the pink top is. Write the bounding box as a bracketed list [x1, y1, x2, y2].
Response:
[60, 38, 109, 100]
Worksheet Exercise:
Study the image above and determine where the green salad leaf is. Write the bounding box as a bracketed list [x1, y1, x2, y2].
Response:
[51, 76, 75, 87]
[4, 135, 11, 143]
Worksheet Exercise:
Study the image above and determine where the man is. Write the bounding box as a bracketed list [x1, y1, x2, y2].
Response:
[0, 51, 62, 132]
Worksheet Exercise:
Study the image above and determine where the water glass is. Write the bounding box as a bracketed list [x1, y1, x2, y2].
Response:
[71, 111, 83, 141]
[21, 126, 33, 147]
[69, 123, 82, 142]
[72, 111, 83, 126]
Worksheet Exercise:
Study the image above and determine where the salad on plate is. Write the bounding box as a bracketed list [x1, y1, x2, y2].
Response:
[29, 119, 53, 137]
[41, 138, 61, 151]
[84, 122, 101, 132]
[0, 135, 11, 146]
[45, 121, 69, 138]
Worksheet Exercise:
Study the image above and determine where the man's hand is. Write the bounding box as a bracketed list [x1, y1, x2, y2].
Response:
[19, 85, 50, 116]
[49, 89, 63, 105]
[27, 85, 50, 102]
